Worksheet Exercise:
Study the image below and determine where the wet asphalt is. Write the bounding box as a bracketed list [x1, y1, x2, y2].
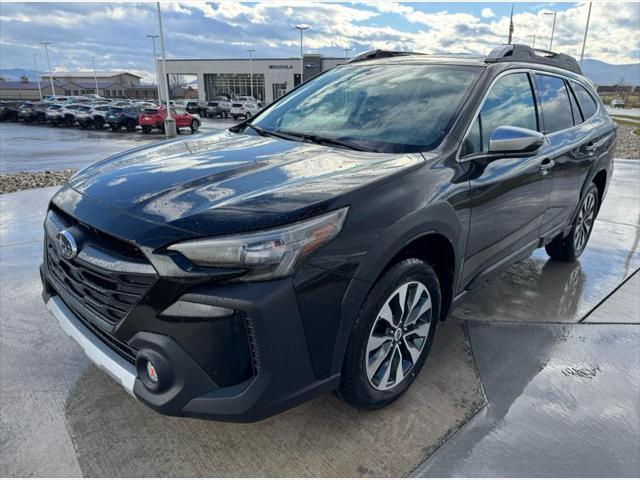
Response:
[0, 127, 638, 476]
[0, 117, 236, 173]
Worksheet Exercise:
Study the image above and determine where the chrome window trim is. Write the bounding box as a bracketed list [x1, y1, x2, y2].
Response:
[456, 67, 601, 163]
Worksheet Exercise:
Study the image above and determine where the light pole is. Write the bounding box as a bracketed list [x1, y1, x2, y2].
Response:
[580, 2, 593, 64]
[92, 57, 99, 96]
[146, 34, 161, 101]
[544, 11, 557, 50]
[156, 2, 175, 138]
[294, 25, 309, 84]
[246, 48, 255, 99]
[528, 35, 536, 48]
[33, 53, 43, 100]
[343, 47, 353, 62]
[40, 42, 55, 95]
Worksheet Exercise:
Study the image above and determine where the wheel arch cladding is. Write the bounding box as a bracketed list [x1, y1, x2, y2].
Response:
[331, 201, 464, 375]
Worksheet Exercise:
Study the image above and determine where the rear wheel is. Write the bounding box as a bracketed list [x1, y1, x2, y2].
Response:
[93, 117, 104, 129]
[142, 125, 152, 134]
[126, 119, 136, 132]
[36, 113, 46, 124]
[338, 258, 440, 409]
[546, 184, 599, 261]
[64, 116, 74, 127]
[109, 123, 121, 131]
[190, 119, 200, 133]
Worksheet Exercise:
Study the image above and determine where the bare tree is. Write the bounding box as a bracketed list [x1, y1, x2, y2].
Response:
[20, 75, 29, 83]
[168, 74, 187, 98]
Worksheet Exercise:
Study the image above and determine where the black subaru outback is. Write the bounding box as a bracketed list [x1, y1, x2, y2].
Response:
[41, 45, 616, 421]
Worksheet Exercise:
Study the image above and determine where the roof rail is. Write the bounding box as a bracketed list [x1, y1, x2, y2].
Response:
[347, 49, 422, 64]
[485, 44, 582, 75]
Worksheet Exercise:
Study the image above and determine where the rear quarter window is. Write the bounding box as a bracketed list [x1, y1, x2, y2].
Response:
[571, 82, 599, 120]
[534, 74, 574, 133]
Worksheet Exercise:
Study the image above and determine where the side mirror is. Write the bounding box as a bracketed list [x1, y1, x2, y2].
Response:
[489, 126, 545, 154]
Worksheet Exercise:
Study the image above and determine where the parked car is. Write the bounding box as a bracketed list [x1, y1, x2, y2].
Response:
[230, 102, 259, 119]
[41, 45, 615, 422]
[0, 101, 20, 122]
[74, 105, 96, 129]
[50, 103, 86, 126]
[138, 107, 200, 133]
[204, 100, 232, 118]
[106, 106, 143, 131]
[18, 102, 51, 123]
[610, 99, 625, 108]
[185, 101, 199, 114]
[76, 104, 113, 129]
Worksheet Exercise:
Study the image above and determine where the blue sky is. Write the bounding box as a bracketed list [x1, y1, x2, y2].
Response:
[1, 2, 638, 83]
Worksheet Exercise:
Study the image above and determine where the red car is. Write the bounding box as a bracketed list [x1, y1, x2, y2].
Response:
[138, 107, 200, 134]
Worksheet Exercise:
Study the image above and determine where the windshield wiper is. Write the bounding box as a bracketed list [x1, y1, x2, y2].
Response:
[276, 130, 379, 153]
[243, 123, 301, 142]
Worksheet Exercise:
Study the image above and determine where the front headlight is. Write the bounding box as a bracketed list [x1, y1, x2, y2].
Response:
[167, 207, 349, 281]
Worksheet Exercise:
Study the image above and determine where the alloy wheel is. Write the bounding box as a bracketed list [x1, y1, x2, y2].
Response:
[365, 281, 432, 391]
[574, 191, 596, 252]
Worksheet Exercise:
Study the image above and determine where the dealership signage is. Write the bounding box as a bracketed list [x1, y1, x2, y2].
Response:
[269, 65, 293, 70]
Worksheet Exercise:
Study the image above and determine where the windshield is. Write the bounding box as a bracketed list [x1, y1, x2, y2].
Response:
[251, 64, 479, 153]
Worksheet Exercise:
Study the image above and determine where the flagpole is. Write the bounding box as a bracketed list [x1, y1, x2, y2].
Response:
[507, 3, 515, 44]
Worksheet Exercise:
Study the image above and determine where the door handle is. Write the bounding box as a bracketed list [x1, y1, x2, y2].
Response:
[540, 158, 555, 175]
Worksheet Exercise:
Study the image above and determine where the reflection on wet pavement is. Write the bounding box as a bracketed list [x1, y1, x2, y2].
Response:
[0, 118, 235, 173]
[413, 322, 640, 477]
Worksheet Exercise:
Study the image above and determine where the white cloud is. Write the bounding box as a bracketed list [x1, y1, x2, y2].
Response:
[481, 8, 495, 19]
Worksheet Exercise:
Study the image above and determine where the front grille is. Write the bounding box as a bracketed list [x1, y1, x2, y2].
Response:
[46, 239, 154, 327]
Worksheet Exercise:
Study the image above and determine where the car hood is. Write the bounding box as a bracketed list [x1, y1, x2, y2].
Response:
[68, 130, 424, 235]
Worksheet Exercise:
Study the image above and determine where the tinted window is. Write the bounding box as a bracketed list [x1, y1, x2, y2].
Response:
[462, 73, 537, 156]
[568, 85, 583, 125]
[232, 103, 242, 107]
[572, 82, 598, 120]
[253, 64, 479, 153]
[535, 74, 574, 133]
[142, 108, 157, 114]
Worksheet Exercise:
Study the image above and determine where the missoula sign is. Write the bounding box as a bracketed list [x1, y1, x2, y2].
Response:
[268, 65, 294, 70]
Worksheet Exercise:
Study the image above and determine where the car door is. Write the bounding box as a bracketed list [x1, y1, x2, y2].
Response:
[537, 75, 604, 233]
[459, 70, 554, 288]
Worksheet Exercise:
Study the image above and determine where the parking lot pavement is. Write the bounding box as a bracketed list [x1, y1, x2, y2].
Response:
[413, 320, 640, 477]
[0, 117, 236, 173]
[0, 160, 638, 476]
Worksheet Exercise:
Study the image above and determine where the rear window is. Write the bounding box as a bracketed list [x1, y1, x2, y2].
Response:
[49, 105, 62, 110]
[571, 82, 598, 120]
[232, 103, 242, 107]
[535, 74, 574, 133]
[78, 106, 91, 111]
[142, 108, 157, 114]
[208, 102, 218, 106]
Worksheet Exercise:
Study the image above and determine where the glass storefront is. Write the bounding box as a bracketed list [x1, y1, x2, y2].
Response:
[204, 73, 265, 101]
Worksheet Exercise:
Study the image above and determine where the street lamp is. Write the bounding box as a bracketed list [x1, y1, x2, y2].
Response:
[293, 25, 309, 83]
[146, 34, 161, 101]
[343, 46, 353, 62]
[39, 42, 55, 95]
[92, 56, 99, 96]
[246, 48, 255, 99]
[156, 2, 175, 138]
[544, 11, 557, 50]
[33, 53, 43, 100]
[580, 2, 593, 64]
[528, 35, 536, 48]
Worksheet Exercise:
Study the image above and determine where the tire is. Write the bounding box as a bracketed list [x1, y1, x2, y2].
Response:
[245, 112, 252, 119]
[126, 120, 136, 132]
[142, 125, 152, 134]
[338, 258, 441, 409]
[93, 117, 104, 129]
[109, 123, 121, 131]
[37, 114, 46, 124]
[190, 119, 200, 133]
[64, 116, 74, 127]
[545, 184, 599, 261]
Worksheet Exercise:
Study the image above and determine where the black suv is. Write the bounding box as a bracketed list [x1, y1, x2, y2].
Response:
[106, 106, 143, 131]
[41, 45, 615, 422]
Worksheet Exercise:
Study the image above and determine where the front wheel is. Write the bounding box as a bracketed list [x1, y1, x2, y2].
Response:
[64, 116, 74, 127]
[141, 125, 152, 134]
[126, 120, 137, 132]
[93, 117, 104, 129]
[338, 258, 440, 409]
[190, 119, 200, 133]
[545, 184, 599, 261]
[109, 123, 121, 131]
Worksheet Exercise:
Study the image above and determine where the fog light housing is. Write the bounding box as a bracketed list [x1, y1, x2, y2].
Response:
[146, 361, 158, 384]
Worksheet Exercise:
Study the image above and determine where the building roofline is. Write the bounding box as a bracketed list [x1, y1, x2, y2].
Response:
[162, 57, 344, 62]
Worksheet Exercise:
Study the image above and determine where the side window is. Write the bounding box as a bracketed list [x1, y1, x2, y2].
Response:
[461, 72, 537, 156]
[572, 82, 598, 120]
[567, 82, 584, 125]
[535, 74, 574, 133]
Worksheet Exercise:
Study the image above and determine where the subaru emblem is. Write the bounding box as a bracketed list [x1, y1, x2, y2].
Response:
[56, 230, 78, 260]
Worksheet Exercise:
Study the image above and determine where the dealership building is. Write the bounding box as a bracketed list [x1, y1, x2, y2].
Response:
[159, 54, 345, 104]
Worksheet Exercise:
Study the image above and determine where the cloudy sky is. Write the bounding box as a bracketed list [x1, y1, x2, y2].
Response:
[1, 1, 638, 83]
